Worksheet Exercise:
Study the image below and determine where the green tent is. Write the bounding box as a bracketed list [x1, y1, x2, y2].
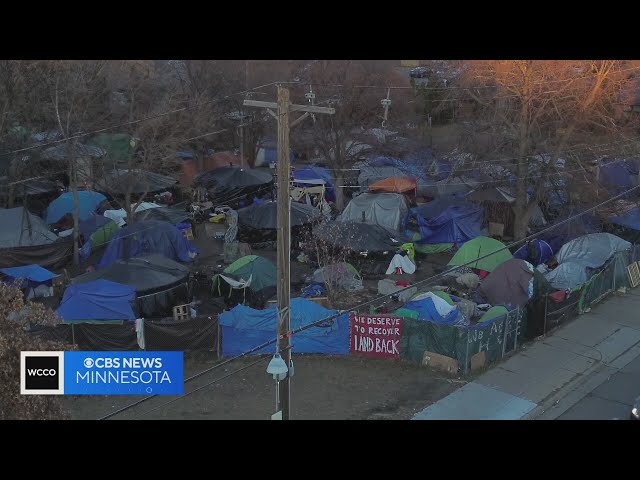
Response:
[447, 236, 512, 272]
[214, 255, 277, 297]
[86, 133, 135, 162]
[89, 220, 119, 248]
[478, 305, 509, 323]
[410, 232, 454, 254]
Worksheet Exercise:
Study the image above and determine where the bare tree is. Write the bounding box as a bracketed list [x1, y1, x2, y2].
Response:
[458, 60, 640, 239]
[0, 283, 69, 420]
[296, 61, 412, 210]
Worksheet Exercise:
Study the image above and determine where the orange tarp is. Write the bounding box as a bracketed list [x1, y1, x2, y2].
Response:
[369, 177, 417, 193]
[180, 151, 242, 185]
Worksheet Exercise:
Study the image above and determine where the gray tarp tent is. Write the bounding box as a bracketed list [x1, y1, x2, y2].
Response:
[476, 259, 534, 307]
[337, 193, 408, 232]
[556, 233, 631, 268]
[0, 207, 59, 248]
[313, 221, 403, 255]
[96, 169, 178, 195]
[238, 201, 319, 230]
[545, 233, 631, 291]
[0, 207, 72, 268]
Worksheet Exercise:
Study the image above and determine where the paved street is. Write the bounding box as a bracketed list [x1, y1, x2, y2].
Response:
[557, 355, 640, 420]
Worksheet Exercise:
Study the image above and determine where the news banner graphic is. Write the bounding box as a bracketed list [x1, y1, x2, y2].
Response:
[21, 351, 184, 395]
[350, 313, 403, 359]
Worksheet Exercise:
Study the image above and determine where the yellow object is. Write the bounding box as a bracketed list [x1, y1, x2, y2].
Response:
[210, 214, 226, 223]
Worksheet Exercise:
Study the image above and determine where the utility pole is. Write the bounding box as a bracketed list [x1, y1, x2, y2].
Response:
[244, 86, 334, 420]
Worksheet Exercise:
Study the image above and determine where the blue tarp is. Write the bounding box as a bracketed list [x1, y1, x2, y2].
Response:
[611, 208, 640, 231]
[599, 161, 638, 194]
[403, 296, 460, 325]
[46, 191, 107, 224]
[219, 297, 349, 356]
[513, 239, 554, 266]
[1, 265, 58, 288]
[79, 215, 113, 241]
[404, 197, 484, 247]
[56, 279, 136, 322]
[293, 165, 336, 202]
[540, 210, 602, 254]
[368, 156, 430, 182]
[98, 220, 199, 269]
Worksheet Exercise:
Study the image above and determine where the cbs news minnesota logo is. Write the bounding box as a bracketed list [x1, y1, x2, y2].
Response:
[20, 351, 183, 395]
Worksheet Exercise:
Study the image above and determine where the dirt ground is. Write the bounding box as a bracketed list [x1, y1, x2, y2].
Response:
[62, 221, 463, 420]
[62, 354, 461, 420]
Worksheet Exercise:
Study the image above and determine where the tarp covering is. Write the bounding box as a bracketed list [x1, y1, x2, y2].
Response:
[180, 151, 241, 186]
[400, 292, 460, 325]
[476, 259, 534, 308]
[292, 166, 336, 202]
[404, 197, 484, 247]
[74, 254, 190, 295]
[448, 236, 513, 272]
[556, 233, 631, 269]
[467, 187, 515, 203]
[338, 193, 408, 231]
[313, 221, 403, 254]
[311, 262, 362, 290]
[73, 255, 190, 318]
[0, 207, 58, 247]
[238, 201, 319, 230]
[194, 166, 273, 206]
[86, 133, 135, 163]
[478, 305, 510, 323]
[0, 240, 73, 269]
[219, 297, 349, 356]
[545, 262, 590, 291]
[82, 216, 118, 247]
[0, 264, 58, 284]
[46, 191, 107, 224]
[598, 160, 639, 194]
[98, 220, 198, 269]
[56, 279, 136, 323]
[134, 205, 191, 225]
[143, 316, 219, 351]
[370, 177, 416, 194]
[610, 207, 640, 231]
[513, 239, 554, 266]
[0, 176, 59, 197]
[104, 202, 162, 227]
[97, 169, 178, 195]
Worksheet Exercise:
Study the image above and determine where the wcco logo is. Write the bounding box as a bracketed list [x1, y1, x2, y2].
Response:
[21, 352, 65, 395]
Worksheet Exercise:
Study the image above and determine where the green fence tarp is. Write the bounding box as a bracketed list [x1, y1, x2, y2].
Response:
[399, 308, 526, 371]
[579, 250, 632, 313]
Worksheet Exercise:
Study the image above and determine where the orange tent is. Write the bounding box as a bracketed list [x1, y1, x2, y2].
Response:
[369, 177, 417, 194]
[180, 151, 242, 185]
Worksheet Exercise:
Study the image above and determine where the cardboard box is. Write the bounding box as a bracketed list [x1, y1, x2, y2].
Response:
[470, 351, 487, 372]
[422, 351, 459, 374]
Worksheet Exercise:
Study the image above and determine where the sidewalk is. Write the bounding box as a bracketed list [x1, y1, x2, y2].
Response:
[412, 288, 640, 420]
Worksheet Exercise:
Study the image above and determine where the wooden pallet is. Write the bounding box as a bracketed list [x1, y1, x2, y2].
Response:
[173, 304, 191, 321]
[627, 262, 640, 288]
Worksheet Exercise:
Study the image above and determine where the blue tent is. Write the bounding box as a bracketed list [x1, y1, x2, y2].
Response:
[610, 207, 640, 231]
[404, 197, 484, 247]
[46, 191, 107, 224]
[56, 279, 135, 323]
[0, 264, 58, 290]
[292, 165, 336, 202]
[513, 239, 554, 266]
[98, 220, 199, 269]
[368, 156, 429, 182]
[402, 296, 460, 325]
[219, 297, 349, 357]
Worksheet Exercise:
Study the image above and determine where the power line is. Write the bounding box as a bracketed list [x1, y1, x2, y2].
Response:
[98, 182, 640, 419]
